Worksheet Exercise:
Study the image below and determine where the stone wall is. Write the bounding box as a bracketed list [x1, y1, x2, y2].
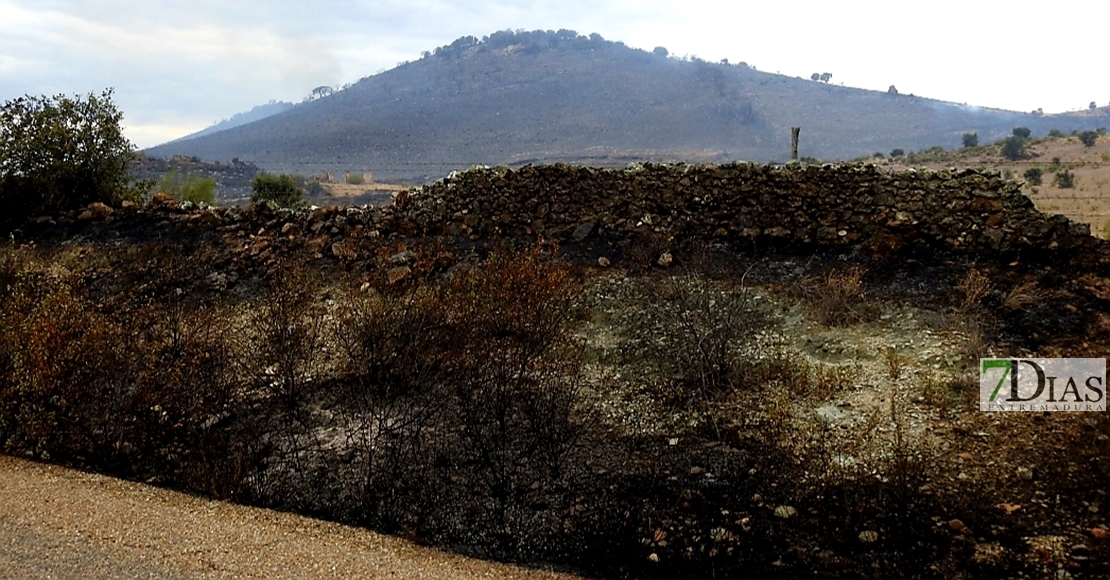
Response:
[397, 162, 1096, 254]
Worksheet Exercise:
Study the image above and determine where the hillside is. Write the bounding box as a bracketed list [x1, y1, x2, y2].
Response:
[144, 29, 1110, 183]
[165, 100, 295, 144]
[886, 130, 1110, 236]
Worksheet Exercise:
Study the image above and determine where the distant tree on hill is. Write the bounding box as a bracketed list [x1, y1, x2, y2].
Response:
[1078, 131, 1098, 147]
[819, 72, 832, 83]
[962, 132, 978, 148]
[1092, 101, 1098, 110]
[811, 73, 820, 81]
[1053, 169, 1076, 189]
[887, 85, 898, 95]
[1012, 127, 1031, 138]
[890, 148, 904, 157]
[1000, 136, 1026, 160]
[1049, 129, 1064, 138]
[653, 46, 668, 57]
[1023, 167, 1043, 185]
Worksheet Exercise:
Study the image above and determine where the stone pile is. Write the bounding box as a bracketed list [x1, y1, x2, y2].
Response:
[399, 162, 1096, 253]
[58, 162, 1100, 258]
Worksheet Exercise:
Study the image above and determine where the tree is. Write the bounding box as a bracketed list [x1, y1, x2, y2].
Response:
[1053, 169, 1076, 189]
[250, 173, 303, 207]
[811, 73, 821, 81]
[1000, 136, 1026, 160]
[890, 148, 904, 158]
[1023, 167, 1043, 185]
[1078, 131, 1098, 147]
[962, 132, 978, 148]
[1092, 101, 1098, 110]
[652, 46, 668, 57]
[819, 72, 832, 83]
[0, 89, 146, 222]
[1012, 127, 1031, 138]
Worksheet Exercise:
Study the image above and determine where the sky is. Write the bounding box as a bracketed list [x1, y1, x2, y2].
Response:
[2, 0, 1107, 149]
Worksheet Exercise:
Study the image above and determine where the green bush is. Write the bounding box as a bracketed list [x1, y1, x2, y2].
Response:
[1049, 129, 1064, 138]
[160, 168, 216, 205]
[345, 172, 365, 185]
[250, 173, 303, 207]
[1000, 136, 1026, 161]
[1078, 131, 1098, 147]
[1012, 127, 1031, 138]
[0, 89, 149, 223]
[890, 148, 904, 158]
[962, 132, 978, 148]
[1023, 167, 1043, 185]
[1053, 169, 1076, 189]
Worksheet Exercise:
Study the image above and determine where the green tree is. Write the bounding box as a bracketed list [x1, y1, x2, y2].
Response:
[890, 148, 904, 158]
[1078, 131, 1098, 147]
[1012, 127, 1031, 138]
[819, 72, 832, 83]
[1023, 167, 1043, 185]
[811, 72, 820, 81]
[0, 89, 147, 222]
[1053, 169, 1076, 189]
[250, 173, 302, 207]
[1000, 136, 1026, 160]
[962, 132, 978, 148]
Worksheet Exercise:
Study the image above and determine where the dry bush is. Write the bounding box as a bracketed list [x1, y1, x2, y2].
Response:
[438, 246, 586, 551]
[241, 262, 326, 408]
[807, 265, 872, 327]
[1001, 280, 1044, 311]
[957, 267, 991, 310]
[330, 285, 454, 531]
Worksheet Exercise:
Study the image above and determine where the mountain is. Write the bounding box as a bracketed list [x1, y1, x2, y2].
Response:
[166, 100, 295, 143]
[144, 29, 1110, 183]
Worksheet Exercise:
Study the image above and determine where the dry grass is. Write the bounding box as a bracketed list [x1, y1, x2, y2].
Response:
[892, 132, 1110, 237]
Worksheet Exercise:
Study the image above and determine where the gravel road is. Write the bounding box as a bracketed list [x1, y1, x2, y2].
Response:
[0, 455, 578, 579]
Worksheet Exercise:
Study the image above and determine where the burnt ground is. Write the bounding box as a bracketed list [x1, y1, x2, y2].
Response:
[3, 209, 1110, 579]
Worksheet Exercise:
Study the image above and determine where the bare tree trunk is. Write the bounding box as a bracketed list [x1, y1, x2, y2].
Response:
[791, 127, 800, 161]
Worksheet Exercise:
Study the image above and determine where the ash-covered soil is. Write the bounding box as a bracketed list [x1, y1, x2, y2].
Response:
[3, 205, 1110, 579]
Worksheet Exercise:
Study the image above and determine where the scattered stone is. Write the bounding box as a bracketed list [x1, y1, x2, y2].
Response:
[948, 519, 968, 534]
[150, 192, 176, 208]
[1092, 527, 1109, 540]
[689, 466, 705, 476]
[1017, 466, 1033, 481]
[773, 505, 797, 519]
[387, 266, 411, 284]
[390, 251, 414, 264]
[570, 221, 595, 242]
[597, 257, 611, 267]
[657, 252, 673, 267]
[647, 553, 660, 563]
[858, 530, 879, 543]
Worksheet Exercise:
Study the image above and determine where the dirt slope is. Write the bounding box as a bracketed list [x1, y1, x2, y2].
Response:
[0, 455, 577, 579]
